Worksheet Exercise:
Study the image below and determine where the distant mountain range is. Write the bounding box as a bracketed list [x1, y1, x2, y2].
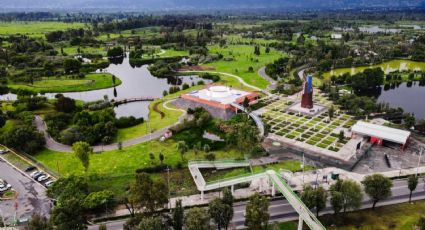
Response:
[0, 0, 424, 12]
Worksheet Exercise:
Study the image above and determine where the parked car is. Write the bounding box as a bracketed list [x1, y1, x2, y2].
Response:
[25, 166, 37, 172]
[0, 149, 9, 154]
[0, 180, 11, 192]
[37, 175, 50, 182]
[30, 171, 43, 179]
[45, 180, 54, 187]
[33, 173, 45, 180]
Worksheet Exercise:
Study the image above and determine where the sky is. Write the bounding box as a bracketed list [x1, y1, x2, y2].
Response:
[0, 0, 423, 11]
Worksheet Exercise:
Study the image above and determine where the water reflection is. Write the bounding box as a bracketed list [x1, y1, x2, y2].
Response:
[0, 55, 209, 118]
[360, 81, 425, 119]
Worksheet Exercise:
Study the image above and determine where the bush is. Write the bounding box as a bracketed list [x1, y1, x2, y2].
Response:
[115, 116, 144, 129]
[135, 164, 171, 173]
[82, 190, 114, 210]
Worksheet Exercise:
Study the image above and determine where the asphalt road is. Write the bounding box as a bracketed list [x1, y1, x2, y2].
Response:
[89, 178, 425, 230]
[0, 157, 52, 225]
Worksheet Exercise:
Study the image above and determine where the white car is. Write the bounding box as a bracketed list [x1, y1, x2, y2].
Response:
[0, 183, 11, 192]
[45, 180, 54, 187]
[37, 175, 50, 182]
[30, 171, 41, 178]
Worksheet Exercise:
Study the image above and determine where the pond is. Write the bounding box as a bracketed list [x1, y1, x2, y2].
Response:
[323, 59, 425, 79]
[0, 55, 208, 118]
[373, 81, 425, 120]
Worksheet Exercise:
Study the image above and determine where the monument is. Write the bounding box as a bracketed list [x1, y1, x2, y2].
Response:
[301, 75, 313, 109]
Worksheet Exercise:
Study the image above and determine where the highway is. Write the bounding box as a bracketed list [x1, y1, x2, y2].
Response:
[88, 178, 425, 230]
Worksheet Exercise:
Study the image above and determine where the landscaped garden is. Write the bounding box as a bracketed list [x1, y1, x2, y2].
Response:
[258, 91, 356, 153]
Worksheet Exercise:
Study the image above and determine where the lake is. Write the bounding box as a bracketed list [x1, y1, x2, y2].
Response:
[323, 59, 425, 79]
[377, 81, 425, 120]
[0, 55, 208, 118]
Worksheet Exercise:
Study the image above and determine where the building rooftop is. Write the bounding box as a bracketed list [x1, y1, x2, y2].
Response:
[352, 121, 411, 144]
[185, 85, 252, 105]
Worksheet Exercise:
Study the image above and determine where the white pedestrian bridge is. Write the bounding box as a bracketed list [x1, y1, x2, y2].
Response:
[188, 160, 325, 230]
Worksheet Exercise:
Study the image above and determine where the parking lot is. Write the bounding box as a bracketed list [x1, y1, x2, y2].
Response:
[0, 156, 53, 225]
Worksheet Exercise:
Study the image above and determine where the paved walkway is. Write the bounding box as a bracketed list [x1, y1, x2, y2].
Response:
[179, 70, 272, 96]
[257, 66, 277, 90]
[34, 99, 186, 153]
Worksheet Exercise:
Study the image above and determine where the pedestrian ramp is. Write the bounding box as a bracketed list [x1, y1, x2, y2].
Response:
[188, 160, 326, 230]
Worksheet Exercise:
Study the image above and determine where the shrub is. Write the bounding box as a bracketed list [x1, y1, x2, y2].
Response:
[115, 116, 144, 128]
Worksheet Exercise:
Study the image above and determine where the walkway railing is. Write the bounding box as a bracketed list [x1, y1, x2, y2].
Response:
[187, 160, 326, 230]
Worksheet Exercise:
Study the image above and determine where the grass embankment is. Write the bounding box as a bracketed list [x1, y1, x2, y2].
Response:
[322, 59, 425, 79]
[115, 99, 183, 142]
[8, 73, 121, 93]
[61, 46, 107, 56]
[34, 140, 243, 197]
[0, 21, 85, 37]
[206, 44, 285, 89]
[320, 200, 425, 230]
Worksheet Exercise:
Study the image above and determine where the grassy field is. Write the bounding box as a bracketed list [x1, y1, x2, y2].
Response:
[206, 44, 285, 89]
[115, 99, 183, 142]
[321, 200, 425, 230]
[62, 46, 107, 56]
[34, 139, 243, 197]
[0, 21, 86, 37]
[8, 73, 121, 93]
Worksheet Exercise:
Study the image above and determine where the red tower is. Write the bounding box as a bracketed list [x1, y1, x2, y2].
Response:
[301, 75, 313, 109]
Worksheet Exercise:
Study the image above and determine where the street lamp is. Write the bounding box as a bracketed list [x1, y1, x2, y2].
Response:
[417, 148, 423, 176]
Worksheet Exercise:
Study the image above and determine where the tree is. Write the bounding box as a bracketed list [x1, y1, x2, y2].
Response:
[362, 174, 393, 209]
[137, 216, 167, 230]
[82, 190, 114, 210]
[209, 198, 226, 230]
[25, 214, 52, 230]
[408, 174, 419, 203]
[245, 193, 269, 230]
[404, 113, 416, 129]
[222, 187, 234, 206]
[330, 190, 344, 215]
[330, 179, 362, 213]
[177, 141, 188, 160]
[301, 185, 328, 217]
[55, 96, 77, 113]
[72, 141, 92, 172]
[338, 130, 345, 142]
[50, 198, 87, 230]
[243, 96, 250, 108]
[185, 207, 210, 230]
[1, 125, 45, 154]
[63, 59, 81, 74]
[99, 224, 107, 230]
[129, 172, 168, 215]
[328, 105, 335, 121]
[172, 200, 184, 230]
[159, 152, 164, 165]
[107, 46, 124, 58]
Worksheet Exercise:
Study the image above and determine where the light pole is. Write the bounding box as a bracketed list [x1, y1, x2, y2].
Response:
[417, 148, 423, 176]
[166, 166, 171, 210]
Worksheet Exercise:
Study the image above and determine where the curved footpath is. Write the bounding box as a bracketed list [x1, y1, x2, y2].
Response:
[257, 66, 277, 90]
[34, 99, 187, 153]
[179, 70, 272, 96]
[35, 70, 269, 153]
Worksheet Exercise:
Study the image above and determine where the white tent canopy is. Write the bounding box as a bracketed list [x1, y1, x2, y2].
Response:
[352, 121, 411, 145]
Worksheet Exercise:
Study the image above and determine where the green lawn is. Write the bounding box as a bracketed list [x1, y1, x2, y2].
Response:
[206, 44, 285, 89]
[0, 21, 85, 37]
[62, 46, 107, 56]
[115, 99, 183, 142]
[8, 73, 121, 93]
[34, 139, 243, 197]
[322, 200, 425, 230]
